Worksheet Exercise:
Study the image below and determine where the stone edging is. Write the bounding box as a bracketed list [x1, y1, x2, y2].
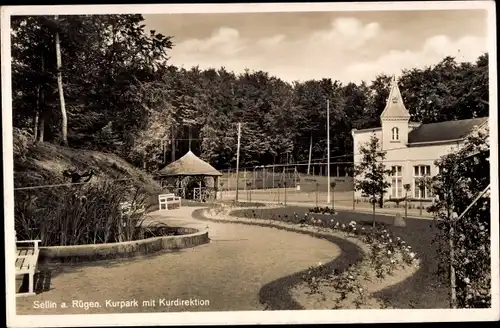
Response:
[39, 227, 209, 263]
[191, 207, 365, 310]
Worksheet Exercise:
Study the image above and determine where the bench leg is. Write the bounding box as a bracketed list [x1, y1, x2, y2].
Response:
[28, 271, 34, 294]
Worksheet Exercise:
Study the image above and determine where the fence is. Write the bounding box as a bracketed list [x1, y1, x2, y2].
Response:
[217, 163, 440, 213]
[217, 164, 356, 207]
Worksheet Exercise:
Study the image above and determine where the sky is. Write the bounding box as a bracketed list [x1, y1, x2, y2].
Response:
[144, 9, 489, 84]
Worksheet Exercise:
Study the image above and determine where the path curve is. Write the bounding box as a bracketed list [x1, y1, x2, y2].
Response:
[192, 208, 364, 310]
[16, 207, 344, 314]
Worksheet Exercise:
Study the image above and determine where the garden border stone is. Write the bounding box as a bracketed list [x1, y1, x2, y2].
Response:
[38, 227, 209, 263]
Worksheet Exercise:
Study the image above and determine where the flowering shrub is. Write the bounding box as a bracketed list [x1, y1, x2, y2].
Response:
[309, 206, 337, 215]
[302, 262, 331, 295]
[427, 125, 490, 308]
[293, 213, 420, 308]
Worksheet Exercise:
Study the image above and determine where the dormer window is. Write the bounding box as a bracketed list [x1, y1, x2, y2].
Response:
[392, 127, 399, 140]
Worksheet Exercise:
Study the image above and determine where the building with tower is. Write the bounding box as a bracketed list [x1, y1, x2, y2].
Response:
[351, 76, 488, 201]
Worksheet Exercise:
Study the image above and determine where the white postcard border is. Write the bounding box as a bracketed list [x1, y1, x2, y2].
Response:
[2, 2, 498, 326]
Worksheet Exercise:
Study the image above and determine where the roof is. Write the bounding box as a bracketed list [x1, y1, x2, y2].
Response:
[380, 76, 411, 121]
[408, 117, 488, 144]
[157, 151, 222, 176]
[352, 127, 381, 134]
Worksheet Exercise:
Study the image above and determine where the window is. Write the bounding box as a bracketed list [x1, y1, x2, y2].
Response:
[391, 127, 399, 141]
[413, 165, 431, 199]
[390, 166, 403, 198]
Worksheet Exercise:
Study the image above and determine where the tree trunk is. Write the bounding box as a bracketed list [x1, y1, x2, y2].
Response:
[33, 85, 40, 141]
[171, 125, 176, 162]
[188, 125, 192, 151]
[372, 201, 376, 227]
[449, 219, 457, 308]
[38, 112, 45, 142]
[55, 15, 68, 146]
[38, 86, 46, 143]
[405, 191, 408, 220]
[162, 140, 167, 164]
[37, 50, 46, 143]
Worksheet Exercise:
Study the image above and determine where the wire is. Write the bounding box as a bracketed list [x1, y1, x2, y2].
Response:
[14, 177, 142, 191]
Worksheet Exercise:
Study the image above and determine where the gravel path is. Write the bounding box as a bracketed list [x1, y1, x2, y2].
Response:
[16, 207, 341, 314]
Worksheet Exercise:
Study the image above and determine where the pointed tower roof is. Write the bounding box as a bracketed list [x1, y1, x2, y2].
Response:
[380, 75, 411, 121]
[157, 151, 222, 177]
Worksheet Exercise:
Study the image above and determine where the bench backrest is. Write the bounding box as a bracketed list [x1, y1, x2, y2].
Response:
[159, 194, 176, 201]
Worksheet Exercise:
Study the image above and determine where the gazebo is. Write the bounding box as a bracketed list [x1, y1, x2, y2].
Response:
[156, 151, 223, 201]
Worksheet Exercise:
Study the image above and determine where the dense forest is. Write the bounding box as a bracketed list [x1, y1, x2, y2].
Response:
[11, 14, 489, 173]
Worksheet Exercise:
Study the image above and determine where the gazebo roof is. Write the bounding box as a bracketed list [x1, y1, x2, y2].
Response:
[157, 150, 222, 177]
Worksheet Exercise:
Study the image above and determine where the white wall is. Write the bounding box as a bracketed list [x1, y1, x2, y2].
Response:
[352, 129, 463, 199]
[381, 120, 409, 150]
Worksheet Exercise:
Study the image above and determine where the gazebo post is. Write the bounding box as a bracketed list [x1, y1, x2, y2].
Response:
[214, 176, 219, 200]
[198, 180, 202, 202]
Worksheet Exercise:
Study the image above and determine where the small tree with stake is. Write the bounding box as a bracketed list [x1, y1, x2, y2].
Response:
[415, 174, 432, 215]
[403, 183, 411, 220]
[330, 181, 336, 211]
[354, 135, 391, 227]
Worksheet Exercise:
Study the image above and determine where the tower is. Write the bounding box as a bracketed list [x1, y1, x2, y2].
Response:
[380, 75, 411, 149]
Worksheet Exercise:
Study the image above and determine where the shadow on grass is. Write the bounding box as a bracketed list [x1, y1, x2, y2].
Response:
[191, 208, 364, 310]
[229, 206, 449, 309]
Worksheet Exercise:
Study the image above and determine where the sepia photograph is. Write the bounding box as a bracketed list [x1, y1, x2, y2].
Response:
[2, 1, 498, 326]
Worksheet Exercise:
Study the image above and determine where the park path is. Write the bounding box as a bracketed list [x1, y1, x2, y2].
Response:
[16, 207, 341, 315]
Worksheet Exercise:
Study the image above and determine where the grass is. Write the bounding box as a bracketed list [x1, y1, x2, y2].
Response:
[14, 137, 163, 197]
[15, 180, 161, 246]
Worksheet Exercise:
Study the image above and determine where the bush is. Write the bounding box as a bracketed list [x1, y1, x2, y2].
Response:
[309, 206, 337, 215]
[13, 128, 33, 160]
[427, 125, 490, 308]
[15, 180, 151, 246]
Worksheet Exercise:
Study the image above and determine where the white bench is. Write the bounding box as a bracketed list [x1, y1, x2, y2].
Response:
[158, 193, 181, 210]
[15, 233, 41, 297]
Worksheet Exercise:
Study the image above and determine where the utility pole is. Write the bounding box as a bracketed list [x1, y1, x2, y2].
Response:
[307, 133, 313, 175]
[235, 123, 242, 201]
[327, 99, 331, 204]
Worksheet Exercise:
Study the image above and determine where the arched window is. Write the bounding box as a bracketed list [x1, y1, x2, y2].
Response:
[392, 127, 399, 140]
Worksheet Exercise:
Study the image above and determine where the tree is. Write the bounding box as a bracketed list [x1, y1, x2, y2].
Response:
[54, 15, 68, 146]
[427, 125, 490, 308]
[10, 14, 489, 175]
[353, 134, 391, 226]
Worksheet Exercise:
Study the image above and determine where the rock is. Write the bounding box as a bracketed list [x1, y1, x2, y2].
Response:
[393, 213, 406, 227]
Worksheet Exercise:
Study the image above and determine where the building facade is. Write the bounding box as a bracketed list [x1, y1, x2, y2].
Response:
[351, 76, 488, 201]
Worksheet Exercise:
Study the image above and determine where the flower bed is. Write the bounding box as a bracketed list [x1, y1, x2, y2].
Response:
[205, 203, 422, 309]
